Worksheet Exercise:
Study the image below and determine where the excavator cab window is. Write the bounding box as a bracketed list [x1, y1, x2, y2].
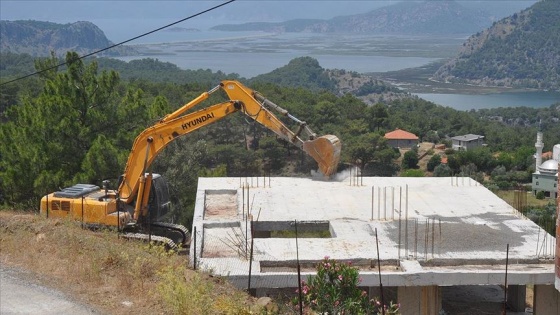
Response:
[149, 174, 171, 221]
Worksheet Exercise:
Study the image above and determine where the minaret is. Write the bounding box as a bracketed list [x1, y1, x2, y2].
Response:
[535, 131, 543, 172]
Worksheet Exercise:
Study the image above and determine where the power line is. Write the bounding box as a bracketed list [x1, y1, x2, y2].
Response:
[0, 0, 236, 87]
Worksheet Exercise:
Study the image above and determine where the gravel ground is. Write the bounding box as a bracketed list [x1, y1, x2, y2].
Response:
[0, 265, 101, 315]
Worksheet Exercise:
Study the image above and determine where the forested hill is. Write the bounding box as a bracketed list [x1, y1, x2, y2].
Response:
[0, 20, 136, 57]
[212, 1, 492, 35]
[249, 56, 407, 104]
[433, 0, 560, 90]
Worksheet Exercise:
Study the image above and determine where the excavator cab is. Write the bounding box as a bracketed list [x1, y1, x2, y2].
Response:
[118, 173, 171, 223]
[146, 174, 171, 222]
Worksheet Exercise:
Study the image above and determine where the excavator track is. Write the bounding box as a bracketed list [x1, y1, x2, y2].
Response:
[121, 233, 178, 251]
[151, 222, 191, 247]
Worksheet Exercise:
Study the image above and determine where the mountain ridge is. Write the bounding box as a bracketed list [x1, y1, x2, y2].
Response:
[0, 20, 136, 57]
[433, 0, 560, 90]
[212, 1, 494, 35]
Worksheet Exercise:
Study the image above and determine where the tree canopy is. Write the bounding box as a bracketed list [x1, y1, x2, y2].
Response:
[1, 53, 559, 227]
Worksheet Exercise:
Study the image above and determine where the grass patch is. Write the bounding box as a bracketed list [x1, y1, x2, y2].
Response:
[494, 190, 551, 209]
[0, 210, 275, 315]
[270, 229, 331, 238]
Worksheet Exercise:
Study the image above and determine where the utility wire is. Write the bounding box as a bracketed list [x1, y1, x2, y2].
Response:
[0, 0, 236, 86]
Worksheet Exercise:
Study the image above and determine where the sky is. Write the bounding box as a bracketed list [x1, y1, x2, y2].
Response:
[0, 1, 537, 22]
[1, 1, 536, 41]
[0, 1, 395, 22]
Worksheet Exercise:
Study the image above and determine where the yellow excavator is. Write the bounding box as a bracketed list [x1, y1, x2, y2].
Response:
[40, 80, 341, 249]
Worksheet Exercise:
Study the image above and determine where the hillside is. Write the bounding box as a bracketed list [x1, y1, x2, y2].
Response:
[0, 211, 273, 314]
[212, 1, 493, 35]
[0, 20, 136, 57]
[249, 56, 408, 104]
[433, 0, 560, 90]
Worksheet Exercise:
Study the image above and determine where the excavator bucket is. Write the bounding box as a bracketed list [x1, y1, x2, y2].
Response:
[302, 135, 342, 177]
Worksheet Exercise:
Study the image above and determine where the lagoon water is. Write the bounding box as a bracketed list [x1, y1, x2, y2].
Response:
[116, 30, 445, 77]
[415, 91, 560, 111]
[107, 27, 559, 111]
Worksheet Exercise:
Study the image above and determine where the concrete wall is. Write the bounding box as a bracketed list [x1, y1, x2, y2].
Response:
[387, 139, 418, 149]
[452, 138, 483, 151]
[533, 172, 559, 198]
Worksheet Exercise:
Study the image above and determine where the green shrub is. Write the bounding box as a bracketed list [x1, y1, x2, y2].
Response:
[427, 155, 442, 172]
[433, 164, 452, 177]
[401, 169, 425, 177]
[402, 150, 419, 169]
[295, 257, 399, 314]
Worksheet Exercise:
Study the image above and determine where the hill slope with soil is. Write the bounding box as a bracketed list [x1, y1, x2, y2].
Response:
[0, 211, 270, 315]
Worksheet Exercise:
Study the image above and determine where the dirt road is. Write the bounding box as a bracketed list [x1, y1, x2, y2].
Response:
[0, 266, 100, 315]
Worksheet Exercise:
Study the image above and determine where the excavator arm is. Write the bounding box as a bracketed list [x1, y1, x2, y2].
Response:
[117, 80, 341, 214]
[220, 80, 341, 176]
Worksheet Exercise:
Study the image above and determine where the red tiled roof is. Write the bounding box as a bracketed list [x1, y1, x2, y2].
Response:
[384, 128, 419, 140]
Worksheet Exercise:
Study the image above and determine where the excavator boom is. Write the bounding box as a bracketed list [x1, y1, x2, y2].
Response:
[119, 80, 341, 203]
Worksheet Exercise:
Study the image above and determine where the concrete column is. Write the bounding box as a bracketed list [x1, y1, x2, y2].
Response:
[506, 285, 526, 312]
[398, 286, 441, 315]
[421, 286, 442, 315]
[399, 286, 421, 315]
[533, 285, 560, 315]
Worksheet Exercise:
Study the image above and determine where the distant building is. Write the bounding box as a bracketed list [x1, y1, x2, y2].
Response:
[384, 128, 419, 149]
[532, 132, 559, 199]
[451, 134, 485, 151]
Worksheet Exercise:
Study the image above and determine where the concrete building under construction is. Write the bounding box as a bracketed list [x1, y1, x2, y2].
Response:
[190, 174, 559, 314]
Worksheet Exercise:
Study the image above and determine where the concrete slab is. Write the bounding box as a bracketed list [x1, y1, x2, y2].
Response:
[190, 176, 556, 290]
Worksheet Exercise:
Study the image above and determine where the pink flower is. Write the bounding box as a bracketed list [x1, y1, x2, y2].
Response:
[335, 300, 340, 306]
[361, 290, 367, 297]
[338, 275, 343, 281]
[324, 256, 330, 260]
